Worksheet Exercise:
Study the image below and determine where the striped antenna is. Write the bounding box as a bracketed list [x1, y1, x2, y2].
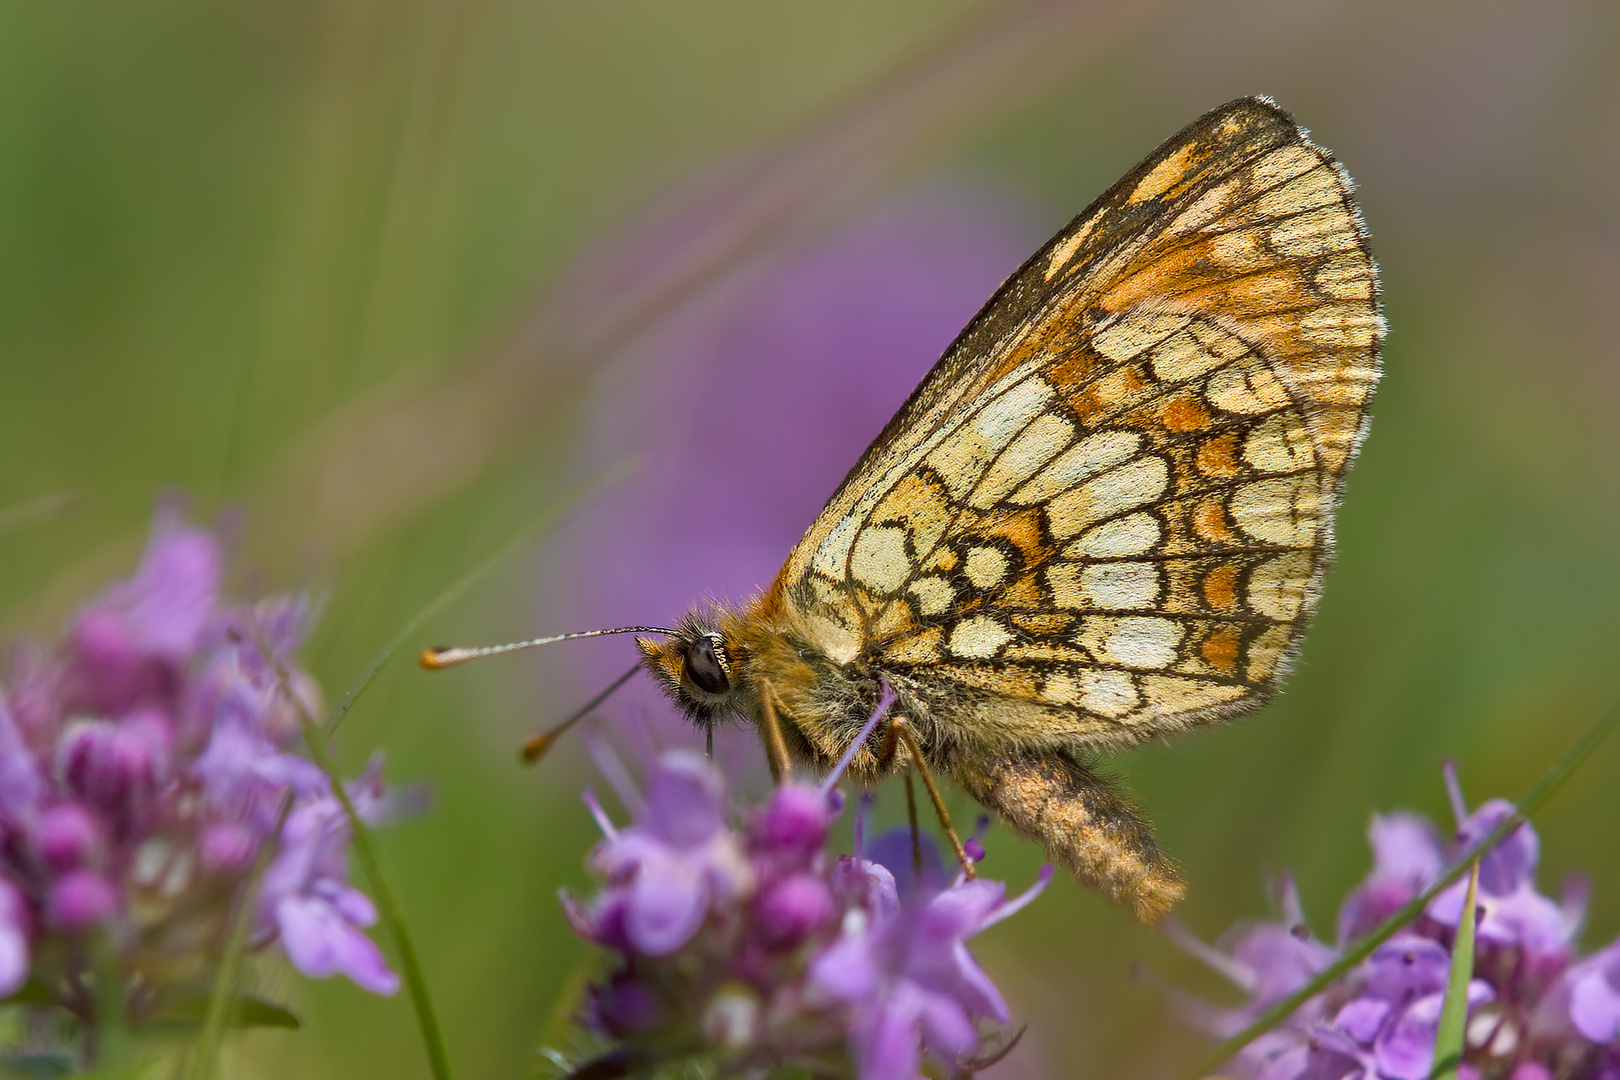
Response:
[418, 626, 676, 670]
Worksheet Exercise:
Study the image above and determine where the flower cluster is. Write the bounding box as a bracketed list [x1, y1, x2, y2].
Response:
[1172, 765, 1620, 1080]
[559, 751, 1049, 1080]
[0, 507, 399, 1035]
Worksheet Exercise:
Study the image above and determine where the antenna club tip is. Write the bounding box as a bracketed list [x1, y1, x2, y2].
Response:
[419, 647, 467, 670]
[520, 731, 557, 765]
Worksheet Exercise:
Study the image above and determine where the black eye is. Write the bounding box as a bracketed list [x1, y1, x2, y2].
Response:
[685, 635, 730, 695]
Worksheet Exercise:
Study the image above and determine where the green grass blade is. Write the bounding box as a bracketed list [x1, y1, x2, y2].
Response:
[1182, 699, 1620, 1080]
[1429, 860, 1480, 1080]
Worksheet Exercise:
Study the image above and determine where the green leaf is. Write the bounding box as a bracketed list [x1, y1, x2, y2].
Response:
[0, 1053, 75, 1080]
[1429, 860, 1480, 1080]
[0, 979, 62, 1008]
[156, 990, 302, 1031]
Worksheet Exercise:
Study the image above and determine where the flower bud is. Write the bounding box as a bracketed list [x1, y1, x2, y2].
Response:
[754, 783, 831, 861]
[35, 803, 100, 870]
[199, 822, 256, 873]
[595, 979, 664, 1036]
[47, 871, 119, 931]
[756, 873, 834, 947]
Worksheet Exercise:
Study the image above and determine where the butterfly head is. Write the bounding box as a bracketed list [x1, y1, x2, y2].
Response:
[637, 612, 742, 728]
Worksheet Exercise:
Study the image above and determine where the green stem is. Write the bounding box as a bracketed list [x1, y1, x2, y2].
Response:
[1182, 700, 1620, 1080]
[90, 933, 130, 1079]
[295, 718, 455, 1080]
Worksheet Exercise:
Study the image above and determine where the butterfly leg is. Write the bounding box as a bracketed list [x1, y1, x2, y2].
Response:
[876, 717, 976, 879]
[902, 772, 923, 876]
[756, 679, 795, 781]
[954, 750, 1184, 924]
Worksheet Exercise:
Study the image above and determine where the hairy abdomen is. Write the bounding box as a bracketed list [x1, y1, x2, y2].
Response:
[953, 750, 1185, 924]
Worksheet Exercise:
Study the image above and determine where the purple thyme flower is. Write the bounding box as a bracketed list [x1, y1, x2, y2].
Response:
[558, 749, 1043, 1079]
[1564, 942, 1620, 1044]
[1336, 812, 1446, 943]
[0, 504, 401, 1034]
[1164, 876, 1343, 1079]
[257, 772, 400, 996]
[581, 750, 754, 956]
[1173, 765, 1620, 1080]
[809, 861, 1051, 1080]
[1425, 767, 1576, 959]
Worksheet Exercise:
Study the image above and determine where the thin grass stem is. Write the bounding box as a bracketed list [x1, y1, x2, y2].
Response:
[325, 460, 633, 738]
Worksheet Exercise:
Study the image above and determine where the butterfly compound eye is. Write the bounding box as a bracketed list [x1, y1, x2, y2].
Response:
[684, 634, 731, 695]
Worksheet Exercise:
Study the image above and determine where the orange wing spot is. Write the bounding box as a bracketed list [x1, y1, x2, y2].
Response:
[1013, 612, 1072, 635]
[938, 663, 1042, 699]
[1192, 499, 1236, 544]
[983, 509, 1048, 565]
[994, 572, 1046, 610]
[870, 600, 916, 642]
[1098, 246, 1201, 311]
[1161, 394, 1212, 432]
[1070, 365, 1148, 420]
[1201, 563, 1240, 610]
[851, 585, 885, 621]
[1195, 433, 1242, 478]
[1199, 628, 1242, 676]
[1129, 142, 1199, 203]
[882, 626, 943, 666]
[1044, 221, 1093, 280]
[873, 470, 949, 526]
[1005, 641, 1090, 663]
[1179, 271, 1313, 322]
[1044, 349, 1100, 390]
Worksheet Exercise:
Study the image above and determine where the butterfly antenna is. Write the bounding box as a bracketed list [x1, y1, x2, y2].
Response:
[419, 626, 673, 764]
[521, 660, 643, 765]
[419, 626, 676, 670]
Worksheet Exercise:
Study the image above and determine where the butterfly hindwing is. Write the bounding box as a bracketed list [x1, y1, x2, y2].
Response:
[774, 96, 1382, 752]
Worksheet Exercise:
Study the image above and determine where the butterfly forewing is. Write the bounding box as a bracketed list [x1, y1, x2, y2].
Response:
[775, 97, 1381, 751]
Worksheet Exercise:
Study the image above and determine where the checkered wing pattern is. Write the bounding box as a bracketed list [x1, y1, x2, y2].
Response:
[775, 97, 1382, 752]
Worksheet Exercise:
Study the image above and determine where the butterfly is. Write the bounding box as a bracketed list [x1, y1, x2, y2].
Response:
[635, 96, 1382, 923]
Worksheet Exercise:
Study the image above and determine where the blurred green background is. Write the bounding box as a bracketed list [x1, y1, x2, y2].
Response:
[2, 1, 1618, 1076]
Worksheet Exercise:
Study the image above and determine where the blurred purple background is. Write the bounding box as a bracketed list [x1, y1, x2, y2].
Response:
[539, 183, 1040, 763]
